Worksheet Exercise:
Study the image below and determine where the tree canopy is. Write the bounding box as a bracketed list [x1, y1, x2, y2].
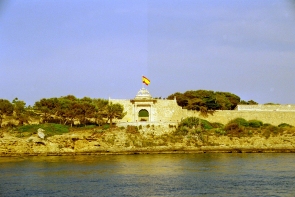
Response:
[33, 95, 125, 127]
[12, 98, 30, 126]
[167, 90, 241, 111]
[0, 99, 14, 127]
[106, 102, 126, 127]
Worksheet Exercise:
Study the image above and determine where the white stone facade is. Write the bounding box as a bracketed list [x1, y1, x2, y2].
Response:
[109, 88, 295, 127]
[110, 88, 183, 123]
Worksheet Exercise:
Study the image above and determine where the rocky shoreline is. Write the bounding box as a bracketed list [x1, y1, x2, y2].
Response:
[1, 148, 295, 157]
[1, 128, 295, 157]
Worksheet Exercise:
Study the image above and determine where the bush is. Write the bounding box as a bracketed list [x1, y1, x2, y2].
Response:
[248, 120, 263, 128]
[211, 122, 224, 128]
[201, 119, 213, 130]
[175, 126, 189, 135]
[262, 125, 281, 136]
[278, 123, 293, 128]
[126, 125, 139, 134]
[225, 123, 240, 131]
[192, 128, 202, 134]
[224, 123, 245, 137]
[215, 128, 226, 135]
[178, 117, 213, 130]
[228, 118, 249, 127]
[102, 124, 110, 130]
[262, 124, 276, 130]
[179, 117, 200, 129]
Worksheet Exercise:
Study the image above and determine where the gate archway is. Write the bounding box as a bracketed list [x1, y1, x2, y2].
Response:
[138, 109, 149, 121]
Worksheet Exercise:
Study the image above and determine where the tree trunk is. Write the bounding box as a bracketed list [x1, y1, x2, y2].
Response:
[110, 118, 112, 128]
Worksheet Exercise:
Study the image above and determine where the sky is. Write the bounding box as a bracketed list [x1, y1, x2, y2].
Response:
[1, 0, 295, 105]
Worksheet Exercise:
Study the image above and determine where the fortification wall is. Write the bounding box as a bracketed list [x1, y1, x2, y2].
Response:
[236, 104, 295, 111]
[109, 99, 134, 122]
[183, 110, 295, 126]
[110, 99, 295, 126]
[153, 99, 184, 122]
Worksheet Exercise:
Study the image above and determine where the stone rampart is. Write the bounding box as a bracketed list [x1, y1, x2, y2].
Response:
[236, 104, 295, 111]
[109, 99, 135, 122]
[110, 98, 295, 127]
[190, 110, 295, 126]
[152, 99, 184, 122]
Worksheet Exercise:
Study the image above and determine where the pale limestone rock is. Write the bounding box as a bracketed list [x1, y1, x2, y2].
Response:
[37, 128, 45, 139]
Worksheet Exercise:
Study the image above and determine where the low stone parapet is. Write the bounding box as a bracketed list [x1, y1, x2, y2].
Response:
[116, 121, 178, 128]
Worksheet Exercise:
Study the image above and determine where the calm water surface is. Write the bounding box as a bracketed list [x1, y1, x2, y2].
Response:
[1, 153, 295, 197]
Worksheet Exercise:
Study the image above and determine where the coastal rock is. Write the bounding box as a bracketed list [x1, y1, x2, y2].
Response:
[0, 127, 295, 156]
[37, 128, 45, 139]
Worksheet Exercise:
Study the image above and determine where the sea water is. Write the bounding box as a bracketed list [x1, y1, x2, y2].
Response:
[1, 153, 295, 197]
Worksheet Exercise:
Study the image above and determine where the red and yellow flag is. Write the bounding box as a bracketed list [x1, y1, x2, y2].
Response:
[142, 76, 150, 85]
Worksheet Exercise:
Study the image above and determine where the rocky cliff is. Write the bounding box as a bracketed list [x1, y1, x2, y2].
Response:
[1, 126, 295, 156]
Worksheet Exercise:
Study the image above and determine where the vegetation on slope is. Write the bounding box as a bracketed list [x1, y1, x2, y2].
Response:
[167, 90, 258, 111]
[0, 96, 125, 128]
[175, 117, 295, 140]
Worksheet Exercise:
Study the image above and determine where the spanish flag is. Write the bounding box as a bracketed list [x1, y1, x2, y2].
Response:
[142, 76, 150, 85]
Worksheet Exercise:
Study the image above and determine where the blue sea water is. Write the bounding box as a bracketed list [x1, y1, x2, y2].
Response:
[1, 153, 295, 197]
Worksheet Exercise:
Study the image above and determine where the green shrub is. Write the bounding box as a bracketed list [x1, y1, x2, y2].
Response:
[263, 125, 277, 132]
[215, 128, 226, 135]
[228, 118, 249, 127]
[225, 123, 240, 131]
[224, 122, 245, 137]
[201, 119, 213, 129]
[262, 124, 282, 136]
[211, 122, 224, 128]
[126, 125, 139, 134]
[192, 128, 202, 134]
[175, 126, 189, 135]
[248, 120, 263, 128]
[102, 124, 110, 130]
[178, 117, 213, 130]
[179, 117, 200, 128]
[278, 123, 293, 128]
[138, 125, 143, 130]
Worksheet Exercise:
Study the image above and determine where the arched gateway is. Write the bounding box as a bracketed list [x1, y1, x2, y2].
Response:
[138, 109, 149, 121]
[131, 88, 155, 122]
[109, 87, 182, 123]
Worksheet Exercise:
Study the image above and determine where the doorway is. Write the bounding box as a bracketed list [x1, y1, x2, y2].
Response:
[138, 109, 149, 121]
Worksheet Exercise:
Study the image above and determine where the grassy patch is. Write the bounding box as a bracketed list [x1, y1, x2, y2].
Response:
[17, 123, 69, 137]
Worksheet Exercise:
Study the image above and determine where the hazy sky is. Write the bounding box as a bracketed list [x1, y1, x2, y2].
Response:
[1, 0, 295, 105]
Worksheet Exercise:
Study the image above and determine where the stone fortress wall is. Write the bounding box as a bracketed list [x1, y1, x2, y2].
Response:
[110, 88, 295, 126]
[201, 110, 295, 126]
